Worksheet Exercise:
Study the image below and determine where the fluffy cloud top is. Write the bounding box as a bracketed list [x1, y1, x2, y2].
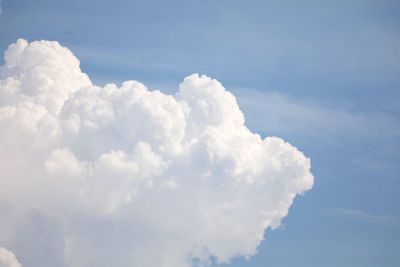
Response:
[0, 247, 21, 267]
[0, 39, 313, 267]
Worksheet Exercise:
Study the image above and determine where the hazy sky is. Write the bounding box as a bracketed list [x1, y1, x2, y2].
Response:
[1, 1, 400, 267]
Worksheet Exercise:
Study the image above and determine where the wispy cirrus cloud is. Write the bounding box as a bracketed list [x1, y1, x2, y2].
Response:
[232, 88, 400, 176]
[234, 89, 400, 154]
[327, 208, 400, 227]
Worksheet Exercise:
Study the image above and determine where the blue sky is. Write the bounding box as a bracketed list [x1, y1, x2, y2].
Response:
[1, 0, 400, 266]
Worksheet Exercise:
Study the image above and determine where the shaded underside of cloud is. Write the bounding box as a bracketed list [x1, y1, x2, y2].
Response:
[0, 39, 313, 267]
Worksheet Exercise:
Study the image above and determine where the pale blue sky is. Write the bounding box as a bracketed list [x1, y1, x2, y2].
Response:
[1, 0, 400, 266]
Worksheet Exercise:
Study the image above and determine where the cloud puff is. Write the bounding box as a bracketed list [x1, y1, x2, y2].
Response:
[0, 247, 21, 267]
[0, 39, 313, 267]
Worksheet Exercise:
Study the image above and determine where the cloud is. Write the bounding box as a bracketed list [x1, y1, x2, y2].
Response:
[327, 208, 400, 227]
[0, 39, 313, 267]
[0, 247, 21, 267]
[235, 89, 400, 149]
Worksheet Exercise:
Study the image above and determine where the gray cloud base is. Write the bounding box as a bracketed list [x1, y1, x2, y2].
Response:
[0, 39, 314, 267]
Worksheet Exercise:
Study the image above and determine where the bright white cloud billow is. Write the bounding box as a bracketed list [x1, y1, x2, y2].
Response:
[0, 39, 313, 267]
[0, 247, 21, 267]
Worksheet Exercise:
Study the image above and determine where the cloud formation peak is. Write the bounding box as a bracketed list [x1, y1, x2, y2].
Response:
[0, 39, 313, 267]
[0, 247, 21, 267]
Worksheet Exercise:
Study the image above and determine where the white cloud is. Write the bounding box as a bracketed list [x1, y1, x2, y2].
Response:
[0, 247, 21, 267]
[0, 39, 313, 267]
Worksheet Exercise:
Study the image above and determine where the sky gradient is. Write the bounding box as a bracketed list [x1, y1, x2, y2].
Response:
[1, 1, 400, 266]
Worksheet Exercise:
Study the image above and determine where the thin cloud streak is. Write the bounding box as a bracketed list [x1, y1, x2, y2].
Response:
[234, 88, 400, 148]
[327, 208, 400, 227]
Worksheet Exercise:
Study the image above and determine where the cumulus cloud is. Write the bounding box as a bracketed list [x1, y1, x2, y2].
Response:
[0, 39, 313, 267]
[0, 247, 21, 267]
